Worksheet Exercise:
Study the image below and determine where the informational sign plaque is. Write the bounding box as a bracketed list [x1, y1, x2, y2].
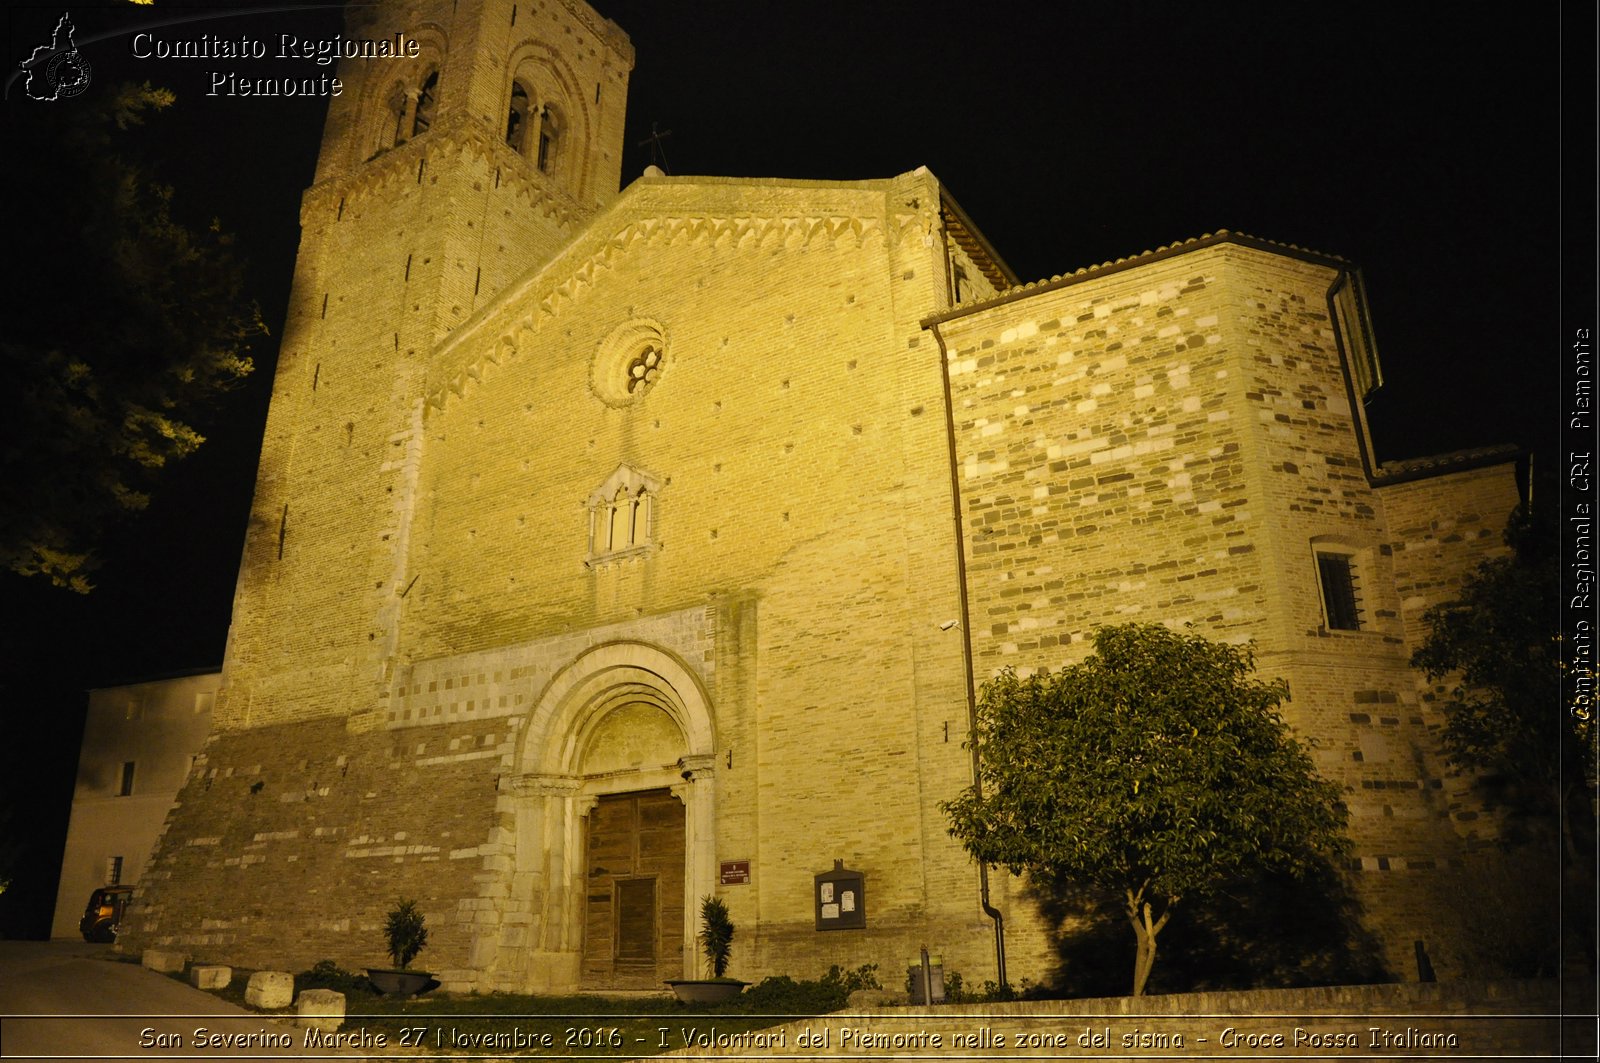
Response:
[719, 860, 751, 885]
[814, 859, 865, 930]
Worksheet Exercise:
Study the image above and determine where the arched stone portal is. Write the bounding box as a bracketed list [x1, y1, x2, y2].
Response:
[498, 643, 716, 993]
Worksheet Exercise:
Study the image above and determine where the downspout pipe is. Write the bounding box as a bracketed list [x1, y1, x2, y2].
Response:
[928, 317, 1007, 991]
[1323, 268, 1379, 483]
[1325, 267, 1528, 492]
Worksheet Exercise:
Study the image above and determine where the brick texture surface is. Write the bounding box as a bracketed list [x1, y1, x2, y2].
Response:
[121, 0, 1532, 994]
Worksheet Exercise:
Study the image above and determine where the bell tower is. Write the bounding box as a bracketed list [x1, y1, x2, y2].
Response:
[217, 0, 633, 730]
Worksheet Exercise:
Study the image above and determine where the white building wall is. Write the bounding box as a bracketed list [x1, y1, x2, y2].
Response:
[51, 672, 217, 939]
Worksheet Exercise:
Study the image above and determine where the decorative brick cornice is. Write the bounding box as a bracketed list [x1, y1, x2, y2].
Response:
[427, 183, 896, 411]
[300, 115, 587, 232]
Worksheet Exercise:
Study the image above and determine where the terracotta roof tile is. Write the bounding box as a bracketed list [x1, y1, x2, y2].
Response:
[1373, 445, 1523, 484]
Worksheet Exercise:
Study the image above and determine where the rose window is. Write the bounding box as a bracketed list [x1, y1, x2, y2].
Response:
[626, 345, 663, 394]
[590, 319, 668, 408]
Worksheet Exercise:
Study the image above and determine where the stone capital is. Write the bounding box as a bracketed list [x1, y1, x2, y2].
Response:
[507, 772, 581, 798]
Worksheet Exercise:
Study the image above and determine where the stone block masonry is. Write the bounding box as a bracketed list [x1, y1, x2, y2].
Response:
[141, 949, 186, 974]
[296, 989, 346, 1032]
[122, 0, 1531, 996]
[189, 965, 232, 990]
[932, 239, 1525, 980]
[123, 715, 507, 979]
[243, 971, 293, 1010]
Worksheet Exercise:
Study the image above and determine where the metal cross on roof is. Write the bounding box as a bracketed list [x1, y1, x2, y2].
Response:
[638, 122, 673, 173]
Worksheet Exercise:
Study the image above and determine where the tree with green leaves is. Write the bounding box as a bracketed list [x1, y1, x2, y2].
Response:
[697, 896, 736, 978]
[383, 898, 429, 970]
[1411, 503, 1592, 826]
[1411, 502, 1595, 969]
[1, 82, 261, 592]
[944, 623, 1350, 996]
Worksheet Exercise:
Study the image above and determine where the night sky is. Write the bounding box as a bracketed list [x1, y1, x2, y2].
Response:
[0, 1, 1587, 936]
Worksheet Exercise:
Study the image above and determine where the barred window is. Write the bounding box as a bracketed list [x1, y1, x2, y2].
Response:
[1316, 552, 1362, 631]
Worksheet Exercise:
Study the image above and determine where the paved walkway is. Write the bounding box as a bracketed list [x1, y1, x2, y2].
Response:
[0, 940, 319, 1061]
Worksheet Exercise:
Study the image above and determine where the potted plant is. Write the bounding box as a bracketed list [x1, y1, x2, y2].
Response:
[666, 896, 747, 1003]
[366, 899, 437, 997]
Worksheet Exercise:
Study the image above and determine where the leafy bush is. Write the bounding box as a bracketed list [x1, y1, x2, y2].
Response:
[696, 896, 735, 978]
[821, 963, 881, 994]
[733, 964, 880, 1013]
[295, 960, 372, 997]
[906, 967, 1020, 1004]
[384, 898, 428, 970]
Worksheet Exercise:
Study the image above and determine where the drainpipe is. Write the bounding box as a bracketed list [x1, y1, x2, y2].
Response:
[1323, 268, 1379, 483]
[928, 318, 1007, 991]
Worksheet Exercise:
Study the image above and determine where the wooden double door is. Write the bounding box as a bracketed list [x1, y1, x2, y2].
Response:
[582, 790, 685, 989]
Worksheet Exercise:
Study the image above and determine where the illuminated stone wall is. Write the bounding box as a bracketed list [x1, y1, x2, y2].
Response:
[122, 0, 1527, 993]
[933, 241, 1523, 979]
[125, 159, 1023, 987]
[218, 0, 632, 732]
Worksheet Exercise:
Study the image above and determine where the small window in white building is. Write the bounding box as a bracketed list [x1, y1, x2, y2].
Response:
[119, 761, 135, 796]
[587, 464, 661, 565]
[1315, 551, 1362, 631]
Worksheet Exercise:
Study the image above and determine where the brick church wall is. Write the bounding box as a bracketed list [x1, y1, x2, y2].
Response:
[933, 239, 1524, 980]
[123, 0, 1533, 992]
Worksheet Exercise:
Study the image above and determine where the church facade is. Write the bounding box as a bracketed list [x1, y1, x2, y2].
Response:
[120, 0, 1525, 992]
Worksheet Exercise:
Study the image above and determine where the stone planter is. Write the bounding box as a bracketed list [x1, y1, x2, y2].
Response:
[366, 968, 437, 998]
[665, 979, 748, 1004]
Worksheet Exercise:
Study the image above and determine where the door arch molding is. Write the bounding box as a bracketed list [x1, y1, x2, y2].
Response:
[499, 641, 717, 992]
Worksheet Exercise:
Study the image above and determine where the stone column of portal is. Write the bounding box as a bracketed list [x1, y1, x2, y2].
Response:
[674, 753, 719, 979]
[499, 774, 587, 993]
[551, 791, 599, 991]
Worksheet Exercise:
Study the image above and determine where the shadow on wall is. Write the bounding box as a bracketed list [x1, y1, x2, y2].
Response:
[1440, 841, 1565, 979]
[1030, 861, 1392, 998]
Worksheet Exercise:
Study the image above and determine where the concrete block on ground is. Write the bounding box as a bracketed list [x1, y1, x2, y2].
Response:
[189, 965, 232, 990]
[244, 970, 294, 1009]
[141, 949, 187, 974]
[296, 988, 345, 1032]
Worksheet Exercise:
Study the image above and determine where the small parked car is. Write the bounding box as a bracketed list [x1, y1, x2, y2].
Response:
[79, 885, 135, 943]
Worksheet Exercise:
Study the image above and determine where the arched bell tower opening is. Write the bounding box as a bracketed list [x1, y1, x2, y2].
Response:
[499, 643, 716, 993]
[502, 42, 591, 199]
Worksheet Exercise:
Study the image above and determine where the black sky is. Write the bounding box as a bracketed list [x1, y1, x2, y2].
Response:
[1, 1, 1589, 935]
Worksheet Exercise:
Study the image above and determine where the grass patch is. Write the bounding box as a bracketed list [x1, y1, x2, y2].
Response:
[187, 962, 880, 1056]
